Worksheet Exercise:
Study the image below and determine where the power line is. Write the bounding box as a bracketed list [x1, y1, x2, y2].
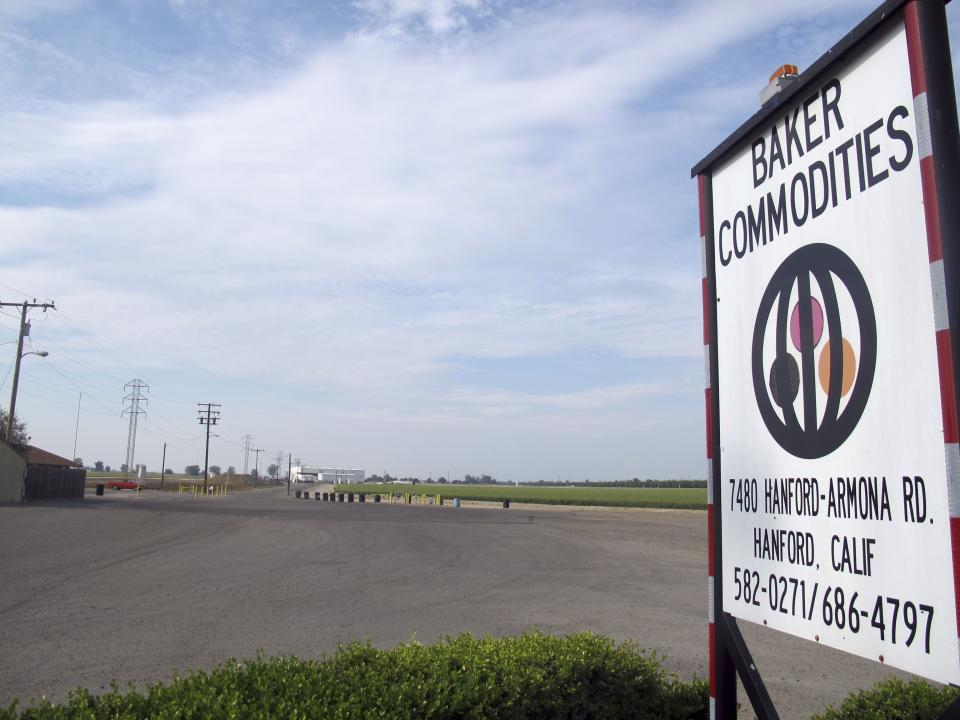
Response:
[36, 330, 212, 439]
[54, 310, 200, 406]
[0, 355, 17, 393]
[37, 359, 117, 412]
[17, 387, 117, 418]
[24, 312, 214, 439]
[0, 280, 33, 297]
[25, 355, 203, 444]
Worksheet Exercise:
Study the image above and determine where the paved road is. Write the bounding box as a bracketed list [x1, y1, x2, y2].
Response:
[0, 488, 906, 718]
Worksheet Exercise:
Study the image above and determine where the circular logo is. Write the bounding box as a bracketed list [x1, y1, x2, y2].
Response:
[752, 244, 876, 459]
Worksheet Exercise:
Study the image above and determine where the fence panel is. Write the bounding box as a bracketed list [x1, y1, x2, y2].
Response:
[24, 467, 86, 500]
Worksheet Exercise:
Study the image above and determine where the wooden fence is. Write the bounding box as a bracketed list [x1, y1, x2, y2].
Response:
[23, 466, 86, 500]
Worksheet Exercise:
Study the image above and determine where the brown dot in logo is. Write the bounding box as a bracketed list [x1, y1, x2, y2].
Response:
[768, 354, 799, 408]
[818, 338, 856, 397]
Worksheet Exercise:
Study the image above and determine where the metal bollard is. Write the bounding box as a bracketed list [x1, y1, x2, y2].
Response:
[503, 499, 510, 509]
[359, 493, 365, 503]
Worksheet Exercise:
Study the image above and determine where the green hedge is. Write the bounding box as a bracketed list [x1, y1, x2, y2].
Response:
[812, 677, 959, 720]
[5, 635, 954, 720]
[1, 632, 708, 720]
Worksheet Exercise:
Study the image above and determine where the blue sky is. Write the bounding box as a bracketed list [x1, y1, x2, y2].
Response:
[1, 0, 957, 480]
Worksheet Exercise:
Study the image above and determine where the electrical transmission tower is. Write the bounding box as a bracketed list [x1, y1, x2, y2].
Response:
[121, 379, 149, 478]
[275, 449, 284, 481]
[242, 434, 253, 476]
[197, 403, 221, 486]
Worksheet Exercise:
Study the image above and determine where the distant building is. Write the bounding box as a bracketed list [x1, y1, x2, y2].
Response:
[291, 466, 365, 484]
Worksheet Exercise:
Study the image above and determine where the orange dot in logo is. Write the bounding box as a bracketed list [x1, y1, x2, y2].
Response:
[818, 338, 856, 397]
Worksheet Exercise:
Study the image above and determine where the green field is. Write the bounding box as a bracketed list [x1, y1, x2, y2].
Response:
[329, 483, 706, 510]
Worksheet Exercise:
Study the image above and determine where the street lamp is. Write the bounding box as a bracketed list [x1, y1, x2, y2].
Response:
[5, 349, 49, 444]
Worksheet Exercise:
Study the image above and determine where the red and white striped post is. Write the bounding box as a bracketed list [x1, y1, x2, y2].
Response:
[904, 0, 960, 674]
[699, 173, 736, 719]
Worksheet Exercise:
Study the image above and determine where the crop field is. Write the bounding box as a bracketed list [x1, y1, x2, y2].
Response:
[330, 483, 707, 509]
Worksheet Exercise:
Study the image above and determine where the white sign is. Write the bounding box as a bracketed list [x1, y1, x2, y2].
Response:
[711, 21, 960, 684]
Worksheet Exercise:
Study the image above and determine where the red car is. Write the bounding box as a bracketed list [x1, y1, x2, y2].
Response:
[107, 480, 140, 490]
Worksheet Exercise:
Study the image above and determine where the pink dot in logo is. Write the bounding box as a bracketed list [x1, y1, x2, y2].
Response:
[790, 298, 824, 351]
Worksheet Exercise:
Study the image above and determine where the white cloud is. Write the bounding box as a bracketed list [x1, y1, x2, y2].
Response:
[0, 0, 885, 477]
[0, 0, 82, 24]
[355, 0, 494, 35]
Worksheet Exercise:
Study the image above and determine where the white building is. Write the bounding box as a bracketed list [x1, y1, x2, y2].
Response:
[291, 466, 365, 484]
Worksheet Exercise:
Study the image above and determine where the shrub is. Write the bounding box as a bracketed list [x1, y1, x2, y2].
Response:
[812, 677, 960, 720]
[0, 632, 707, 720]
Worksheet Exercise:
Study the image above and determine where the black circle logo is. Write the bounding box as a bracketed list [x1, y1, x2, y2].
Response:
[752, 244, 876, 459]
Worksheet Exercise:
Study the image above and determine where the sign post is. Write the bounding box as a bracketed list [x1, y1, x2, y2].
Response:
[692, 1, 960, 717]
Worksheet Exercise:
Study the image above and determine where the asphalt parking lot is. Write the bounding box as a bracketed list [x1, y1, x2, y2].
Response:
[0, 488, 908, 718]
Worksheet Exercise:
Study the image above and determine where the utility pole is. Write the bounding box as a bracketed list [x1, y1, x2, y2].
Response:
[197, 403, 221, 488]
[253, 447, 263, 486]
[1, 299, 55, 444]
[159, 441, 167, 491]
[241, 434, 253, 476]
[122, 379, 149, 478]
[287, 453, 292, 496]
[73, 391, 81, 459]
